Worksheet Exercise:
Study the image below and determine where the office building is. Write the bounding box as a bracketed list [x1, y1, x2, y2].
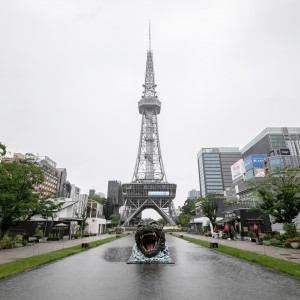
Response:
[263, 155, 300, 175]
[241, 127, 300, 158]
[89, 189, 96, 197]
[187, 189, 201, 199]
[197, 147, 242, 197]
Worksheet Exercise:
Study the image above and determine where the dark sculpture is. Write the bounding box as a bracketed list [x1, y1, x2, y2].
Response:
[135, 219, 166, 257]
[127, 219, 174, 264]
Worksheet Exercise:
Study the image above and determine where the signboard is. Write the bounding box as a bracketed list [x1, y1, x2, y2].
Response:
[148, 191, 169, 196]
[269, 150, 275, 157]
[279, 149, 290, 155]
[231, 159, 245, 181]
[244, 154, 267, 171]
[225, 212, 237, 218]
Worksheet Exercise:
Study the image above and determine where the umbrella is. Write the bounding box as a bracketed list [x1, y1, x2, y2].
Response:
[214, 225, 218, 232]
[224, 223, 229, 232]
[253, 223, 258, 231]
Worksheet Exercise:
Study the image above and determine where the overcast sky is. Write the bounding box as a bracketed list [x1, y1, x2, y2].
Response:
[1, 1, 300, 219]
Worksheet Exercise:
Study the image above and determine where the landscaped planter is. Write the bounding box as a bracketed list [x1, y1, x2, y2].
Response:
[291, 242, 299, 249]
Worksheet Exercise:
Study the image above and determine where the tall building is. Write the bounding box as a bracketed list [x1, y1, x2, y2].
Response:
[57, 168, 71, 198]
[89, 189, 95, 197]
[241, 127, 300, 158]
[37, 156, 59, 198]
[187, 189, 200, 199]
[3, 153, 59, 198]
[197, 147, 242, 197]
[70, 184, 81, 201]
[106, 180, 123, 218]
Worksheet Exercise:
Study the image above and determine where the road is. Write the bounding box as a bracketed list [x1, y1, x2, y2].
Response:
[0, 235, 299, 300]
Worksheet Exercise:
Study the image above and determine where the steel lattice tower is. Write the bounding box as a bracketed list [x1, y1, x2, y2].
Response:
[121, 30, 177, 226]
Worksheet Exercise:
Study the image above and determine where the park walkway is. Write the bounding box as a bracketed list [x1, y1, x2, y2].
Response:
[178, 232, 300, 263]
[1, 232, 299, 265]
[0, 234, 112, 265]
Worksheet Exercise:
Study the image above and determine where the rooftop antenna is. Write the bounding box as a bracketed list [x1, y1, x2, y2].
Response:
[149, 20, 151, 51]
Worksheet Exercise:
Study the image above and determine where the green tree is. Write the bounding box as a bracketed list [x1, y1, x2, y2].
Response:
[252, 167, 300, 224]
[175, 214, 191, 227]
[0, 158, 44, 236]
[181, 198, 198, 216]
[0, 142, 6, 158]
[109, 214, 120, 227]
[157, 218, 166, 226]
[89, 194, 106, 205]
[198, 193, 220, 225]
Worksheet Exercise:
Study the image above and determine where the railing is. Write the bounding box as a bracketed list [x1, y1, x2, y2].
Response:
[223, 200, 259, 212]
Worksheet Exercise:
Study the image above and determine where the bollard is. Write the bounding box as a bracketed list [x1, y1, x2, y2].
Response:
[210, 242, 218, 248]
[82, 243, 90, 248]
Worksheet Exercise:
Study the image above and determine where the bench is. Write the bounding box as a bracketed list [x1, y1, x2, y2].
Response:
[28, 237, 39, 243]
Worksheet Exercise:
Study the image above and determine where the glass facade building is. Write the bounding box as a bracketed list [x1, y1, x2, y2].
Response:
[197, 147, 242, 197]
[241, 127, 300, 158]
[264, 155, 300, 174]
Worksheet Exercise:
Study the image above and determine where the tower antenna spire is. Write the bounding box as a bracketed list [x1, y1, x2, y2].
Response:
[149, 20, 151, 51]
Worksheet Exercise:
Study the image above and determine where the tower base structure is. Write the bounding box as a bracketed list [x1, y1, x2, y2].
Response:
[121, 183, 177, 226]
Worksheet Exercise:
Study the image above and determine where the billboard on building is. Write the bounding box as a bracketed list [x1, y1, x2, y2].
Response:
[148, 191, 169, 196]
[244, 154, 267, 171]
[279, 149, 290, 155]
[231, 159, 245, 181]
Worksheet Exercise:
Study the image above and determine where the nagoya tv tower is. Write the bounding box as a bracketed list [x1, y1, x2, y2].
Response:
[121, 25, 177, 226]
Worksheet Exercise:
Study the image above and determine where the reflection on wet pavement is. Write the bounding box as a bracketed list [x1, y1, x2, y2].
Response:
[0, 235, 299, 300]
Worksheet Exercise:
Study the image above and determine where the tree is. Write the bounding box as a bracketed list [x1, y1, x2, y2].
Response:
[89, 195, 106, 205]
[175, 214, 191, 227]
[181, 198, 198, 216]
[198, 193, 220, 225]
[252, 167, 300, 224]
[157, 218, 166, 226]
[109, 214, 120, 227]
[0, 158, 45, 236]
[0, 142, 6, 158]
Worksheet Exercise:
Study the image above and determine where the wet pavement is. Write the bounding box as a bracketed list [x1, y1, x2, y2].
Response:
[0, 235, 300, 300]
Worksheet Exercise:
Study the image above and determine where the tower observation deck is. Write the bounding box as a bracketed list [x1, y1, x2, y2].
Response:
[121, 32, 177, 226]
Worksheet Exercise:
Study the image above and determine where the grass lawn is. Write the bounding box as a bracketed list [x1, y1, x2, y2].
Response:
[0, 234, 128, 280]
[171, 233, 300, 278]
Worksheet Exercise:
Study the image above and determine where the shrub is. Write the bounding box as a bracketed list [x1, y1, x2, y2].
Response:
[14, 235, 23, 244]
[34, 225, 43, 240]
[264, 238, 284, 247]
[248, 230, 255, 239]
[273, 233, 289, 242]
[283, 223, 297, 238]
[2, 234, 13, 249]
[263, 234, 272, 240]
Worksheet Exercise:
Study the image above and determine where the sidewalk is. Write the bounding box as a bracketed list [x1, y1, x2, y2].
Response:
[0, 234, 113, 265]
[177, 233, 300, 264]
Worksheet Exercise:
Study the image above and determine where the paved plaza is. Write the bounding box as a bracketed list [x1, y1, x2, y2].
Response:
[0, 234, 299, 300]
